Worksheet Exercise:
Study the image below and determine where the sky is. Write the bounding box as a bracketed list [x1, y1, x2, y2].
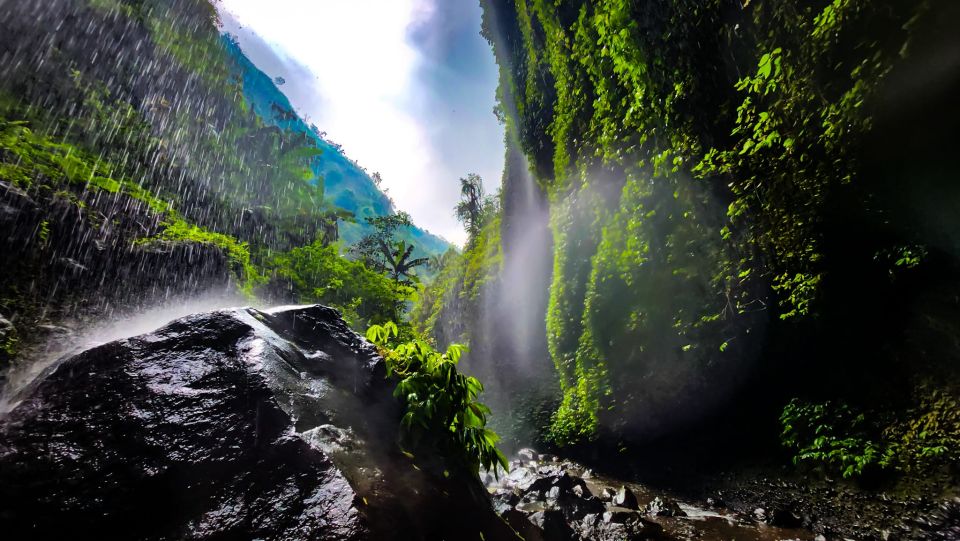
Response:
[214, 0, 505, 246]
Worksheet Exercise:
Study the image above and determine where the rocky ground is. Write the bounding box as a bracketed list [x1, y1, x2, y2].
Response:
[485, 450, 960, 540]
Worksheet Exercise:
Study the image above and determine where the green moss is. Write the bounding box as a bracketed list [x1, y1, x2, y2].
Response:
[0, 119, 171, 213]
[0, 116, 260, 294]
[146, 218, 261, 295]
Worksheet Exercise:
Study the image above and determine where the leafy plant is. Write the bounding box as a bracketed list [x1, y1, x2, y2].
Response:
[366, 322, 508, 477]
[780, 399, 889, 479]
[881, 386, 960, 473]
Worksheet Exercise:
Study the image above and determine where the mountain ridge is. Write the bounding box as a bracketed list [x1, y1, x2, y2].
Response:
[221, 34, 452, 259]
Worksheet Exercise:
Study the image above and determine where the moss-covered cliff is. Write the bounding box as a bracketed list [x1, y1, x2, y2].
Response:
[417, 0, 960, 482]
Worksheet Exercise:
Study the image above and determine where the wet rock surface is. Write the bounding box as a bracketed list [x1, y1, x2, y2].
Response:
[488, 450, 818, 541]
[710, 474, 960, 541]
[0, 305, 515, 540]
[489, 450, 960, 540]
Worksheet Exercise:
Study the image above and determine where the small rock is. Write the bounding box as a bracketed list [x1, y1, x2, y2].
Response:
[492, 489, 520, 515]
[546, 486, 561, 500]
[505, 464, 539, 491]
[517, 448, 537, 462]
[599, 487, 617, 501]
[647, 496, 686, 517]
[517, 500, 550, 514]
[815, 535, 827, 541]
[603, 506, 639, 524]
[528, 509, 576, 539]
[706, 496, 725, 508]
[594, 519, 663, 541]
[501, 509, 545, 541]
[770, 507, 803, 528]
[613, 485, 640, 510]
[754, 507, 767, 522]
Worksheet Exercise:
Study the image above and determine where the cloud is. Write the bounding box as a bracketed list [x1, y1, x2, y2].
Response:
[215, 0, 504, 247]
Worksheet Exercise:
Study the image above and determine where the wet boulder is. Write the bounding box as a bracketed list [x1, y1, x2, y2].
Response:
[0, 305, 516, 541]
[613, 485, 641, 510]
[603, 506, 641, 524]
[592, 508, 663, 540]
[518, 447, 538, 461]
[529, 509, 578, 540]
[646, 496, 686, 517]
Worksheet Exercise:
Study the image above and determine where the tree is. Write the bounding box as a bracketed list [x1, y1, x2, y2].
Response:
[264, 239, 410, 327]
[455, 173, 486, 240]
[351, 212, 428, 283]
[381, 239, 429, 283]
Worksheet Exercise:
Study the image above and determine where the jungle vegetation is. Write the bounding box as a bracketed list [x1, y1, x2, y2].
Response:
[409, 0, 960, 482]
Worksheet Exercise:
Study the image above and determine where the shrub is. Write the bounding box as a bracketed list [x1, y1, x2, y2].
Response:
[780, 399, 888, 479]
[366, 322, 508, 477]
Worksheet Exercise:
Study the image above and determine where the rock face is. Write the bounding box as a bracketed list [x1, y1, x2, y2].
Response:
[489, 452, 662, 541]
[0, 305, 516, 540]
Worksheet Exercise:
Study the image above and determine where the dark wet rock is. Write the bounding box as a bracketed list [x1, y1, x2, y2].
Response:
[493, 488, 522, 515]
[646, 496, 686, 517]
[505, 463, 541, 491]
[0, 305, 517, 541]
[503, 508, 546, 541]
[528, 469, 580, 495]
[603, 506, 640, 524]
[518, 448, 537, 461]
[593, 508, 663, 540]
[572, 484, 587, 498]
[518, 497, 550, 515]
[706, 496, 725, 508]
[770, 506, 803, 528]
[529, 510, 577, 541]
[558, 493, 604, 522]
[613, 485, 641, 510]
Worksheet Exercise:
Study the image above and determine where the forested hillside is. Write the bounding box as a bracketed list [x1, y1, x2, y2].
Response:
[418, 0, 960, 486]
